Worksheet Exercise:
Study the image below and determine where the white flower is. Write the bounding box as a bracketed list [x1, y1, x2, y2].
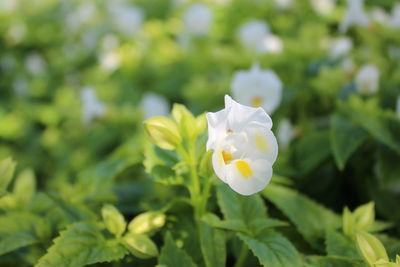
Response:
[396, 96, 400, 117]
[274, 0, 293, 10]
[109, 3, 144, 36]
[25, 53, 46, 77]
[263, 34, 283, 54]
[339, 0, 369, 33]
[206, 95, 278, 195]
[237, 20, 270, 54]
[329, 37, 353, 59]
[183, 3, 213, 36]
[342, 57, 355, 74]
[355, 64, 380, 95]
[231, 63, 282, 114]
[140, 92, 170, 119]
[370, 6, 390, 25]
[389, 3, 400, 29]
[277, 119, 295, 150]
[310, 0, 336, 16]
[81, 87, 107, 125]
[99, 51, 121, 73]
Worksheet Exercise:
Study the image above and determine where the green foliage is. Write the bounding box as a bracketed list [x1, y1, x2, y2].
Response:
[158, 233, 197, 267]
[0, 158, 16, 197]
[330, 114, 368, 170]
[0, 212, 50, 256]
[263, 184, 341, 248]
[122, 233, 158, 259]
[36, 223, 127, 267]
[198, 221, 226, 267]
[237, 230, 301, 267]
[101, 204, 126, 238]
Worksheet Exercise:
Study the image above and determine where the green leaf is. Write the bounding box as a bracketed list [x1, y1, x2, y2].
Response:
[216, 184, 267, 234]
[0, 157, 16, 196]
[36, 222, 127, 267]
[303, 255, 365, 267]
[292, 130, 331, 175]
[263, 184, 341, 248]
[325, 229, 360, 259]
[330, 114, 368, 170]
[13, 169, 36, 206]
[237, 230, 301, 267]
[339, 96, 400, 154]
[158, 232, 197, 267]
[101, 204, 126, 238]
[0, 212, 49, 256]
[199, 221, 226, 267]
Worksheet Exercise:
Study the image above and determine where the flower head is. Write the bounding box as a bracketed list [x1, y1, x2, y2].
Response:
[277, 119, 295, 150]
[389, 3, 400, 29]
[339, 0, 369, 33]
[81, 87, 106, 125]
[108, 2, 144, 36]
[310, 0, 336, 16]
[183, 3, 213, 36]
[231, 63, 282, 114]
[237, 20, 270, 54]
[355, 64, 380, 95]
[329, 37, 353, 59]
[206, 95, 278, 195]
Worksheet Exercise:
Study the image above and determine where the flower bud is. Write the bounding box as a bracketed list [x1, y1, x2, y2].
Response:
[123, 233, 158, 259]
[128, 211, 166, 235]
[144, 116, 181, 150]
[356, 231, 388, 266]
[101, 204, 126, 238]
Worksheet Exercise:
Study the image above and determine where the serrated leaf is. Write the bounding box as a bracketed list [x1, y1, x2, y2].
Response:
[263, 184, 341, 249]
[325, 229, 360, 259]
[158, 232, 197, 267]
[303, 255, 365, 267]
[216, 184, 267, 234]
[199, 221, 226, 267]
[36, 222, 127, 267]
[0, 158, 16, 196]
[0, 212, 49, 256]
[237, 230, 301, 267]
[330, 114, 368, 170]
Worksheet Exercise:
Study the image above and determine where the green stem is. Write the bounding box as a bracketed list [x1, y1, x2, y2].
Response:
[234, 243, 249, 267]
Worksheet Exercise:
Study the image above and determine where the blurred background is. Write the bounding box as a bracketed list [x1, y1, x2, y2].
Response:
[1, 0, 400, 231]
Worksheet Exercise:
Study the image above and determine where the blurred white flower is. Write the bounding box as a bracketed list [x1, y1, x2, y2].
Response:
[274, 0, 293, 10]
[0, 0, 17, 13]
[6, 22, 27, 44]
[310, 0, 336, 16]
[140, 92, 170, 119]
[355, 64, 380, 95]
[99, 51, 121, 73]
[25, 53, 46, 77]
[329, 37, 353, 59]
[231, 63, 283, 114]
[237, 20, 270, 53]
[80, 87, 106, 125]
[109, 3, 144, 36]
[101, 34, 120, 52]
[339, 0, 369, 33]
[342, 57, 355, 74]
[277, 119, 295, 150]
[13, 76, 28, 97]
[263, 34, 283, 54]
[183, 3, 213, 36]
[206, 95, 278, 195]
[389, 3, 400, 29]
[65, 2, 97, 33]
[370, 6, 390, 25]
[397, 96, 400, 117]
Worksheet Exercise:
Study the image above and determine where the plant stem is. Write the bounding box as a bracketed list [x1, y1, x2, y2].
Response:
[234, 243, 249, 267]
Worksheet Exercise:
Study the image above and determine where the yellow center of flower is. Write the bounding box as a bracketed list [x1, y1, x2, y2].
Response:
[221, 151, 233, 164]
[235, 160, 253, 178]
[255, 133, 268, 152]
[251, 96, 263, 107]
